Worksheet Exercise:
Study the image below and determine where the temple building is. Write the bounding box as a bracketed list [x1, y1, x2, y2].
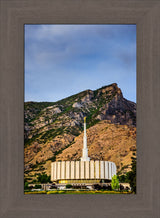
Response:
[51, 117, 116, 184]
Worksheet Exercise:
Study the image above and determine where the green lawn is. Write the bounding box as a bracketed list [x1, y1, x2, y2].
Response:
[25, 190, 132, 194]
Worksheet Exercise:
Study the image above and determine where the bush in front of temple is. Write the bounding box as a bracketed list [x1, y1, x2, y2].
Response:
[111, 175, 120, 190]
[66, 184, 73, 189]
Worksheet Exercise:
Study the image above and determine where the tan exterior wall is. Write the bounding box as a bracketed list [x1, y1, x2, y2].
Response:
[95, 161, 100, 179]
[75, 161, 80, 179]
[80, 161, 85, 179]
[71, 161, 75, 179]
[90, 160, 94, 179]
[57, 162, 61, 179]
[108, 162, 112, 180]
[53, 162, 57, 180]
[65, 161, 70, 179]
[85, 161, 90, 179]
[100, 161, 105, 179]
[51, 163, 54, 181]
[61, 161, 65, 180]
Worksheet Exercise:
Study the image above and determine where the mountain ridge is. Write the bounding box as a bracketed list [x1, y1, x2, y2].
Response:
[24, 83, 136, 182]
[25, 83, 136, 104]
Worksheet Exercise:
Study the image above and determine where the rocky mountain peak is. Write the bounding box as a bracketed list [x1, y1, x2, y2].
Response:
[24, 83, 136, 181]
[98, 83, 123, 97]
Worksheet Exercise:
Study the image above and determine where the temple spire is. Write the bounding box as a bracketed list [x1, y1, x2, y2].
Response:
[81, 117, 90, 161]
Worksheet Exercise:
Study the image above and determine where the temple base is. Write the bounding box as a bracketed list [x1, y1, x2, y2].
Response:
[81, 157, 90, 161]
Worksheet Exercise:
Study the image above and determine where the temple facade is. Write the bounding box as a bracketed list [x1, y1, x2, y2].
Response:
[51, 117, 116, 184]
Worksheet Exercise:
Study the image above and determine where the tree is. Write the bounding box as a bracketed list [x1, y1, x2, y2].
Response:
[37, 173, 51, 184]
[118, 174, 126, 183]
[32, 179, 37, 184]
[111, 175, 120, 190]
[127, 153, 136, 193]
[24, 181, 29, 190]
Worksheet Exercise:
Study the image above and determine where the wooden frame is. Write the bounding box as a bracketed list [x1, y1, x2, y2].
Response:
[0, 0, 160, 217]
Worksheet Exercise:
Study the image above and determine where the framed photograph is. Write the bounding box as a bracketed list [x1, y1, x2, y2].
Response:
[24, 24, 136, 195]
[0, 0, 160, 217]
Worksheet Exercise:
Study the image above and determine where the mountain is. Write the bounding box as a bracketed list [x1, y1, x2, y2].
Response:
[24, 83, 136, 182]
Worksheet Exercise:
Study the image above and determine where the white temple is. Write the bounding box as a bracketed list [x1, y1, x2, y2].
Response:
[81, 117, 90, 161]
[51, 117, 116, 184]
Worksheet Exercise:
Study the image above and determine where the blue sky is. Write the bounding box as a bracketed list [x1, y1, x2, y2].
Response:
[25, 24, 136, 103]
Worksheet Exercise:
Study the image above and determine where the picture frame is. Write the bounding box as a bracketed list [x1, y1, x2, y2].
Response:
[0, 0, 160, 217]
